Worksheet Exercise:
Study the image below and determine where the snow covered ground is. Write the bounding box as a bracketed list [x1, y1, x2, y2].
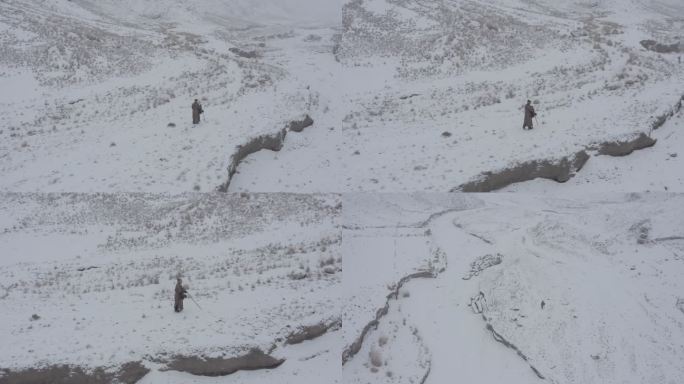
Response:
[503, 105, 684, 193]
[0, 193, 341, 383]
[231, 0, 684, 193]
[1, 1, 684, 383]
[0, 0, 343, 193]
[1, 0, 682, 193]
[343, 193, 684, 384]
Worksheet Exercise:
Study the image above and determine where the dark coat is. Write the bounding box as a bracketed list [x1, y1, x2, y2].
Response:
[523, 103, 536, 129]
[174, 281, 187, 312]
[192, 101, 203, 124]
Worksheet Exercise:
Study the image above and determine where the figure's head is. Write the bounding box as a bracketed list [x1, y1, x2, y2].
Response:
[194, 99, 198, 102]
[177, 277, 182, 283]
[527, 100, 531, 104]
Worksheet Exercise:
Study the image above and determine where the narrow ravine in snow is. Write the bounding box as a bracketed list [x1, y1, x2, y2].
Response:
[344, 209, 543, 384]
[403, 212, 543, 383]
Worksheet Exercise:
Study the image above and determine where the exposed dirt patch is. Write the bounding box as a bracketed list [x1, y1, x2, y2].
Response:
[218, 115, 314, 192]
[229, 47, 259, 58]
[219, 128, 287, 192]
[455, 151, 590, 192]
[165, 348, 284, 377]
[595, 132, 656, 156]
[640, 40, 681, 53]
[0, 361, 149, 384]
[285, 317, 341, 345]
[287, 115, 314, 133]
[652, 94, 684, 131]
[116, 362, 150, 384]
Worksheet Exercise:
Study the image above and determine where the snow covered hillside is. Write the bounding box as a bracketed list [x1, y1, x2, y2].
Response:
[1, 0, 682, 193]
[1, 1, 684, 383]
[232, 0, 684, 193]
[343, 193, 684, 384]
[0, 193, 341, 383]
[0, 0, 343, 193]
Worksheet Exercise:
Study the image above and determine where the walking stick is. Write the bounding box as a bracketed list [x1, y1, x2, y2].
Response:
[186, 293, 203, 310]
[186, 292, 226, 323]
[534, 116, 541, 129]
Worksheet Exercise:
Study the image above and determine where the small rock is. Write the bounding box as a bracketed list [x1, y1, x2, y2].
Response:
[110, 142, 116, 147]
[442, 131, 452, 137]
[31, 314, 40, 321]
[669, 153, 677, 158]
[167, 122, 176, 128]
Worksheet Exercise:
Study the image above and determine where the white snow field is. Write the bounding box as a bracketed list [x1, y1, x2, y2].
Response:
[0, 0, 682, 194]
[342, 193, 684, 384]
[0, 193, 342, 383]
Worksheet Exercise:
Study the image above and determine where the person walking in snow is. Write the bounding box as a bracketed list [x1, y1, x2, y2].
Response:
[174, 277, 187, 312]
[192, 99, 203, 124]
[523, 100, 536, 130]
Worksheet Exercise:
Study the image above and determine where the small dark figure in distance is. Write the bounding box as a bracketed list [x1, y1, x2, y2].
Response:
[523, 100, 536, 130]
[192, 99, 203, 124]
[174, 277, 187, 312]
